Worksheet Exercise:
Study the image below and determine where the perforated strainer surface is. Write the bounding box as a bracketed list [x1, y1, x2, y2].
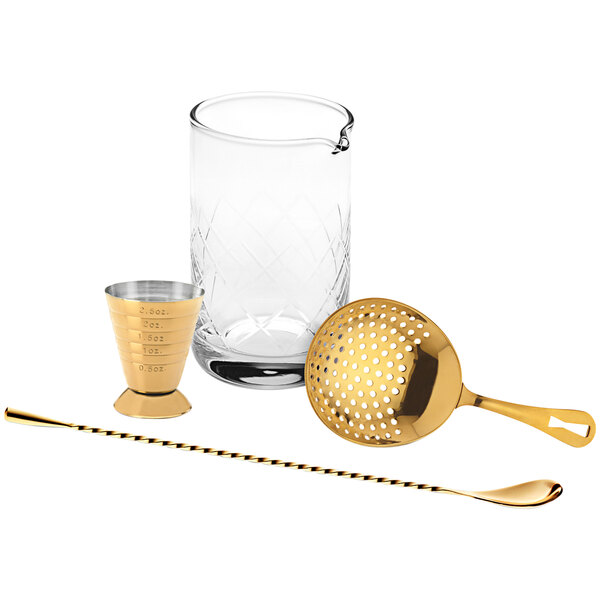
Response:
[305, 298, 463, 446]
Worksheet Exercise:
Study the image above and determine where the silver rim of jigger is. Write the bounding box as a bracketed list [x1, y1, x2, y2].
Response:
[105, 280, 204, 303]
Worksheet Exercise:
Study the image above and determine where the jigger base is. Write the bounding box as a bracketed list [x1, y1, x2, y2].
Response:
[114, 389, 191, 419]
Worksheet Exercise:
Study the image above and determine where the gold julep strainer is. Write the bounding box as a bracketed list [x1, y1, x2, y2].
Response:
[306, 298, 596, 447]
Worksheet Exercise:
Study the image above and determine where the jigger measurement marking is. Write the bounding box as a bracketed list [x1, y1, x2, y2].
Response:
[143, 347, 163, 355]
[138, 307, 170, 316]
[139, 334, 165, 342]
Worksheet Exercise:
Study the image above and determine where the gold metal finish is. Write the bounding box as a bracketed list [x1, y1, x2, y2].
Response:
[106, 281, 203, 418]
[306, 298, 596, 447]
[4, 407, 562, 507]
[112, 389, 192, 419]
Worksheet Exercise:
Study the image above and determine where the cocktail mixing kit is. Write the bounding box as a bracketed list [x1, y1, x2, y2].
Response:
[5, 92, 595, 507]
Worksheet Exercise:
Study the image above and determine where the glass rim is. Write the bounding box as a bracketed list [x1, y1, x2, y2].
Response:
[189, 91, 354, 151]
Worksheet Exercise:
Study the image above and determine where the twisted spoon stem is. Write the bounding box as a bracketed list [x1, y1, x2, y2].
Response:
[4, 407, 562, 507]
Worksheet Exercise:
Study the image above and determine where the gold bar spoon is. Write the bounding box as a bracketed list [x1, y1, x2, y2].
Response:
[5, 407, 561, 507]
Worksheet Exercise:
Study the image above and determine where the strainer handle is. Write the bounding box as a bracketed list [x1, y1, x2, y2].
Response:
[459, 387, 596, 447]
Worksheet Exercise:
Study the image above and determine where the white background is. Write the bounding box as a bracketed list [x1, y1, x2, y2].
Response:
[1, 1, 598, 598]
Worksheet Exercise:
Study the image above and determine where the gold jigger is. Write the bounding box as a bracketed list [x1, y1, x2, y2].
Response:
[106, 281, 204, 418]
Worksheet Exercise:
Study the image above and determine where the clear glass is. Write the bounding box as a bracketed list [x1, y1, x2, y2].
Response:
[190, 92, 352, 389]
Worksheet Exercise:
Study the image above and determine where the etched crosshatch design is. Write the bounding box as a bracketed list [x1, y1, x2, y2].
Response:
[190, 93, 353, 388]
